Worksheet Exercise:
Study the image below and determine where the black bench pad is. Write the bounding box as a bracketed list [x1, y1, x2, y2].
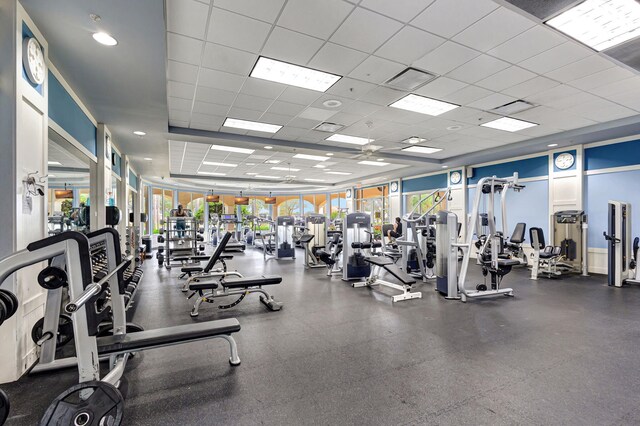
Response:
[365, 256, 395, 266]
[189, 275, 282, 291]
[97, 319, 240, 355]
[365, 257, 416, 285]
[497, 259, 521, 267]
[181, 266, 203, 273]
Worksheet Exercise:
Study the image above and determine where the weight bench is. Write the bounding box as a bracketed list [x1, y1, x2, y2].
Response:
[180, 235, 236, 283]
[179, 255, 234, 278]
[97, 318, 241, 365]
[353, 256, 422, 302]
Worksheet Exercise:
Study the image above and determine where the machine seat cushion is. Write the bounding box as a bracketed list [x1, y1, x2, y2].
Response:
[496, 258, 521, 267]
[97, 319, 240, 355]
[221, 275, 282, 289]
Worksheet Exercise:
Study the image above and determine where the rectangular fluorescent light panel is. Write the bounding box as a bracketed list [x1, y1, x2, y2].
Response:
[313, 164, 327, 168]
[401, 146, 443, 154]
[210, 144, 254, 154]
[48, 161, 61, 165]
[255, 175, 281, 179]
[390, 94, 459, 116]
[403, 136, 427, 144]
[358, 160, 390, 166]
[304, 178, 326, 182]
[265, 159, 281, 164]
[198, 171, 227, 176]
[325, 171, 352, 175]
[385, 67, 436, 91]
[246, 172, 259, 176]
[293, 153, 330, 162]
[314, 122, 344, 133]
[481, 117, 538, 132]
[202, 161, 237, 167]
[326, 134, 372, 145]
[271, 166, 300, 171]
[250, 56, 341, 92]
[546, 0, 640, 51]
[223, 117, 282, 133]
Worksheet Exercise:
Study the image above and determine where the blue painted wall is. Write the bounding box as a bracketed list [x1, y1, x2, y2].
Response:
[469, 155, 548, 184]
[112, 151, 122, 176]
[129, 170, 138, 189]
[48, 71, 97, 155]
[585, 139, 640, 171]
[402, 173, 448, 193]
[586, 169, 640, 249]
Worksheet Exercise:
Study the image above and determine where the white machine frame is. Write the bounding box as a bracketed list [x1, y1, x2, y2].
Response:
[606, 201, 640, 287]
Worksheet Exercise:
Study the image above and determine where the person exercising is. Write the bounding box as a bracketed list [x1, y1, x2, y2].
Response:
[175, 204, 187, 242]
[387, 217, 402, 244]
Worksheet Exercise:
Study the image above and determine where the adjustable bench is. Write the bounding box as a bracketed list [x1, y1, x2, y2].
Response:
[97, 319, 241, 365]
[353, 256, 422, 302]
[179, 255, 234, 278]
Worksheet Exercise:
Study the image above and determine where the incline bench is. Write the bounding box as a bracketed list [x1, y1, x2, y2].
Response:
[353, 256, 422, 302]
[185, 232, 284, 316]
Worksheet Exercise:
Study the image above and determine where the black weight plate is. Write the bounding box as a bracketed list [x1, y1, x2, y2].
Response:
[39, 381, 124, 426]
[0, 292, 15, 320]
[0, 299, 6, 327]
[31, 315, 74, 347]
[0, 388, 9, 426]
[37, 267, 67, 290]
[4, 291, 18, 319]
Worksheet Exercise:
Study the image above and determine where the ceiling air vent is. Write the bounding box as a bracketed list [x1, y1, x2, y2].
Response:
[314, 122, 344, 133]
[385, 67, 437, 91]
[503, 0, 580, 20]
[491, 100, 536, 115]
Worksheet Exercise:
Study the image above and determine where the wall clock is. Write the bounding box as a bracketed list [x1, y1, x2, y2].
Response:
[22, 37, 45, 85]
[346, 189, 352, 198]
[555, 152, 575, 170]
[450, 171, 462, 184]
[390, 182, 398, 193]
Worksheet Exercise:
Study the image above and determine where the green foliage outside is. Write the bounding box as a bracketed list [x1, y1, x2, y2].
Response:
[61, 199, 72, 217]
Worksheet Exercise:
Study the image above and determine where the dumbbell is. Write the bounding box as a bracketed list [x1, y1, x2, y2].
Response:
[157, 236, 165, 243]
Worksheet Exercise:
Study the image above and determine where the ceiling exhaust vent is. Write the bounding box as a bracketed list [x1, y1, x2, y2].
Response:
[385, 67, 437, 91]
[314, 122, 344, 133]
[491, 100, 536, 115]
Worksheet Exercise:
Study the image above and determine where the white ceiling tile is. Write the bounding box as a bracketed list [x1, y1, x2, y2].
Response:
[194, 86, 238, 105]
[349, 56, 406, 84]
[524, 84, 581, 106]
[411, 0, 499, 39]
[273, 126, 309, 140]
[543, 92, 601, 110]
[489, 25, 565, 64]
[308, 43, 368, 76]
[606, 87, 640, 111]
[207, 8, 272, 53]
[213, 0, 286, 23]
[169, 109, 191, 121]
[475, 66, 536, 92]
[414, 77, 468, 98]
[240, 78, 287, 99]
[169, 119, 190, 128]
[564, 99, 636, 123]
[198, 68, 246, 92]
[168, 81, 196, 100]
[277, 86, 323, 105]
[330, 8, 403, 54]
[501, 76, 560, 99]
[277, 0, 354, 39]
[545, 55, 615, 83]
[168, 96, 193, 111]
[567, 67, 637, 91]
[375, 26, 445, 65]
[287, 116, 322, 129]
[201, 43, 258, 75]
[412, 41, 480, 75]
[453, 7, 535, 52]
[168, 60, 199, 84]
[193, 100, 229, 116]
[167, 0, 210, 39]
[233, 93, 273, 111]
[340, 100, 382, 116]
[359, 86, 405, 106]
[267, 100, 307, 116]
[362, 0, 435, 22]
[325, 77, 376, 99]
[439, 107, 495, 124]
[466, 92, 517, 110]
[191, 113, 225, 128]
[298, 107, 337, 121]
[588, 76, 640, 98]
[260, 112, 293, 125]
[447, 54, 510, 84]
[328, 111, 367, 126]
[262, 26, 325, 65]
[444, 85, 493, 105]
[519, 42, 592, 74]
[167, 33, 204, 65]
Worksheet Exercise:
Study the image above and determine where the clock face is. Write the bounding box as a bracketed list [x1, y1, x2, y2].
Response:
[390, 182, 398, 192]
[555, 152, 575, 170]
[450, 171, 462, 184]
[22, 37, 45, 85]
[346, 189, 352, 198]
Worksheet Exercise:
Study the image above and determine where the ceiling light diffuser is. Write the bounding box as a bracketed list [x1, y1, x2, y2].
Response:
[202, 161, 238, 167]
[314, 164, 327, 169]
[223, 118, 282, 133]
[546, 0, 640, 51]
[326, 153, 334, 156]
[265, 159, 281, 164]
[48, 161, 61, 165]
[197, 171, 227, 176]
[326, 134, 372, 145]
[92, 32, 118, 46]
[250, 56, 341, 92]
[304, 178, 326, 182]
[255, 175, 281, 179]
[246, 172, 259, 176]
[264, 146, 273, 149]
[390, 94, 459, 116]
[548, 143, 559, 147]
[133, 131, 146, 136]
[314, 122, 344, 133]
[325, 171, 352, 175]
[271, 166, 300, 171]
[210, 144, 255, 154]
[358, 160, 390, 166]
[144, 157, 153, 161]
[401, 146, 443, 154]
[294, 153, 330, 162]
[481, 117, 538, 132]
[404, 136, 426, 144]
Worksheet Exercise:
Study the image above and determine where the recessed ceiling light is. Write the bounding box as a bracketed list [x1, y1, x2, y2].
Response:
[446, 125, 463, 131]
[326, 134, 372, 145]
[546, 0, 640, 51]
[442, 165, 448, 169]
[48, 174, 56, 177]
[323, 99, 342, 108]
[92, 32, 118, 46]
[385, 67, 437, 91]
[198, 171, 227, 176]
[404, 136, 426, 144]
[265, 159, 281, 164]
[255, 175, 281, 179]
[481, 117, 538, 132]
[377, 158, 385, 162]
[48, 161, 61, 165]
[133, 131, 146, 136]
[548, 143, 559, 147]
[284, 175, 297, 179]
[271, 166, 300, 171]
[202, 161, 238, 168]
[264, 146, 273, 149]
[314, 122, 344, 133]
[210, 144, 254, 154]
[325, 171, 352, 175]
[304, 178, 326, 182]
[245, 163, 256, 166]
[246, 172, 259, 176]
[294, 153, 330, 162]
[313, 164, 328, 169]
[250, 56, 341, 92]
[390, 94, 459, 116]
[401, 146, 443, 154]
[223, 118, 282, 133]
[144, 157, 153, 161]
[326, 153, 334, 156]
[358, 160, 390, 166]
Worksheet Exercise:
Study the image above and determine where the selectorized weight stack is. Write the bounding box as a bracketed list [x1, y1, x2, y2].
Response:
[342, 213, 372, 281]
[435, 211, 460, 299]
